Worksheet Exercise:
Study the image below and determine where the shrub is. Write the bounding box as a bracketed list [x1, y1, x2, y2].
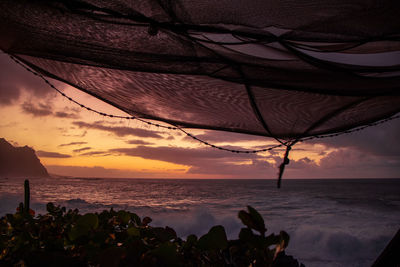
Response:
[1, 181, 303, 266]
[0, 204, 304, 266]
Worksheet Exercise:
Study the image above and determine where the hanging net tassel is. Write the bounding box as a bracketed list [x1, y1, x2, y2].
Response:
[277, 142, 296, 188]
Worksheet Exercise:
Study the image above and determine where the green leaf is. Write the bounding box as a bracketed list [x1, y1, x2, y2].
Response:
[151, 243, 182, 267]
[46, 202, 55, 213]
[77, 213, 98, 229]
[117, 210, 131, 225]
[165, 226, 177, 240]
[69, 213, 98, 240]
[264, 233, 280, 247]
[239, 227, 253, 242]
[238, 206, 266, 236]
[98, 247, 126, 267]
[92, 231, 108, 244]
[69, 224, 90, 241]
[197, 225, 228, 251]
[142, 216, 152, 226]
[279, 231, 290, 248]
[185, 234, 197, 247]
[127, 226, 140, 237]
[183, 234, 197, 250]
[238, 210, 254, 229]
[247, 206, 266, 235]
[152, 227, 177, 242]
[130, 213, 141, 226]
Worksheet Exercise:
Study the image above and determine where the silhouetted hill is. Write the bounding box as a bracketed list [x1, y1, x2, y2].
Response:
[0, 138, 49, 177]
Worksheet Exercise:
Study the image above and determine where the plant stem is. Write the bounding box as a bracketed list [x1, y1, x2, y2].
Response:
[24, 179, 30, 214]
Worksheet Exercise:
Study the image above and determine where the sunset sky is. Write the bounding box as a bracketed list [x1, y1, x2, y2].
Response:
[1, 53, 399, 179]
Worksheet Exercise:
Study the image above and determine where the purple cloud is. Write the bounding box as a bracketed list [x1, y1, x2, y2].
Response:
[80, 151, 110, 156]
[73, 121, 163, 138]
[110, 145, 262, 164]
[62, 130, 87, 138]
[54, 111, 80, 119]
[21, 99, 81, 119]
[310, 119, 400, 157]
[108, 138, 400, 178]
[21, 102, 52, 117]
[126, 139, 154, 145]
[281, 148, 400, 179]
[109, 145, 276, 177]
[36, 150, 71, 158]
[0, 81, 20, 105]
[58, 141, 88, 147]
[183, 130, 271, 143]
[0, 54, 54, 105]
[73, 147, 91, 153]
[187, 159, 276, 177]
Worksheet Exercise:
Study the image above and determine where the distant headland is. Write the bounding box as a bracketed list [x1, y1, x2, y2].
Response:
[0, 138, 49, 178]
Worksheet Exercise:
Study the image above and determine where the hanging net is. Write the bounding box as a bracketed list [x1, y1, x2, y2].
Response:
[1, 0, 399, 140]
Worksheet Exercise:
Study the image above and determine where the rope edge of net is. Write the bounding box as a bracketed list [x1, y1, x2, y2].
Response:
[8, 54, 400, 154]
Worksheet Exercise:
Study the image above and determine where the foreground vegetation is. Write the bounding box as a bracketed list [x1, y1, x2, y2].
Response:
[0, 181, 303, 266]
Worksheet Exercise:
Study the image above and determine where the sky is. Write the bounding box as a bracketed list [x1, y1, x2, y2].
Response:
[0, 53, 399, 179]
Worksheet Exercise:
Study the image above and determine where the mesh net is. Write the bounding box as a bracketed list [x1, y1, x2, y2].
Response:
[1, 0, 399, 139]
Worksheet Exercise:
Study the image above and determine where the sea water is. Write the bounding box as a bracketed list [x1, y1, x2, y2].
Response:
[0, 177, 399, 267]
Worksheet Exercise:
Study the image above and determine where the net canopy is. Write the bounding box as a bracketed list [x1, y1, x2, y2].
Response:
[1, 0, 399, 140]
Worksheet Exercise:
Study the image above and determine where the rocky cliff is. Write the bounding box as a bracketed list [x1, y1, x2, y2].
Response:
[0, 138, 49, 177]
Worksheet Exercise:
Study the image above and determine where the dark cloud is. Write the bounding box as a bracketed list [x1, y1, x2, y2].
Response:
[62, 130, 87, 138]
[56, 127, 87, 139]
[126, 139, 154, 145]
[36, 150, 71, 158]
[282, 148, 400, 178]
[108, 139, 400, 178]
[285, 157, 318, 170]
[21, 100, 81, 119]
[310, 120, 400, 157]
[318, 149, 399, 171]
[21, 102, 52, 117]
[80, 151, 110, 156]
[110, 146, 261, 165]
[0, 54, 54, 105]
[58, 141, 88, 147]
[183, 130, 270, 144]
[73, 147, 91, 153]
[0, 82, 20, 105]
[73, 121, 163, 138]
[109, 145, 276, 177]
[182, 120, 400, 163]
[187, 159, 276, 177]
[54, 111, 80, 119]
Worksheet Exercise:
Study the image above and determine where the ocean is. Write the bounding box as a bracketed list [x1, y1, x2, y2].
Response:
[0, 177, 399, 267]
